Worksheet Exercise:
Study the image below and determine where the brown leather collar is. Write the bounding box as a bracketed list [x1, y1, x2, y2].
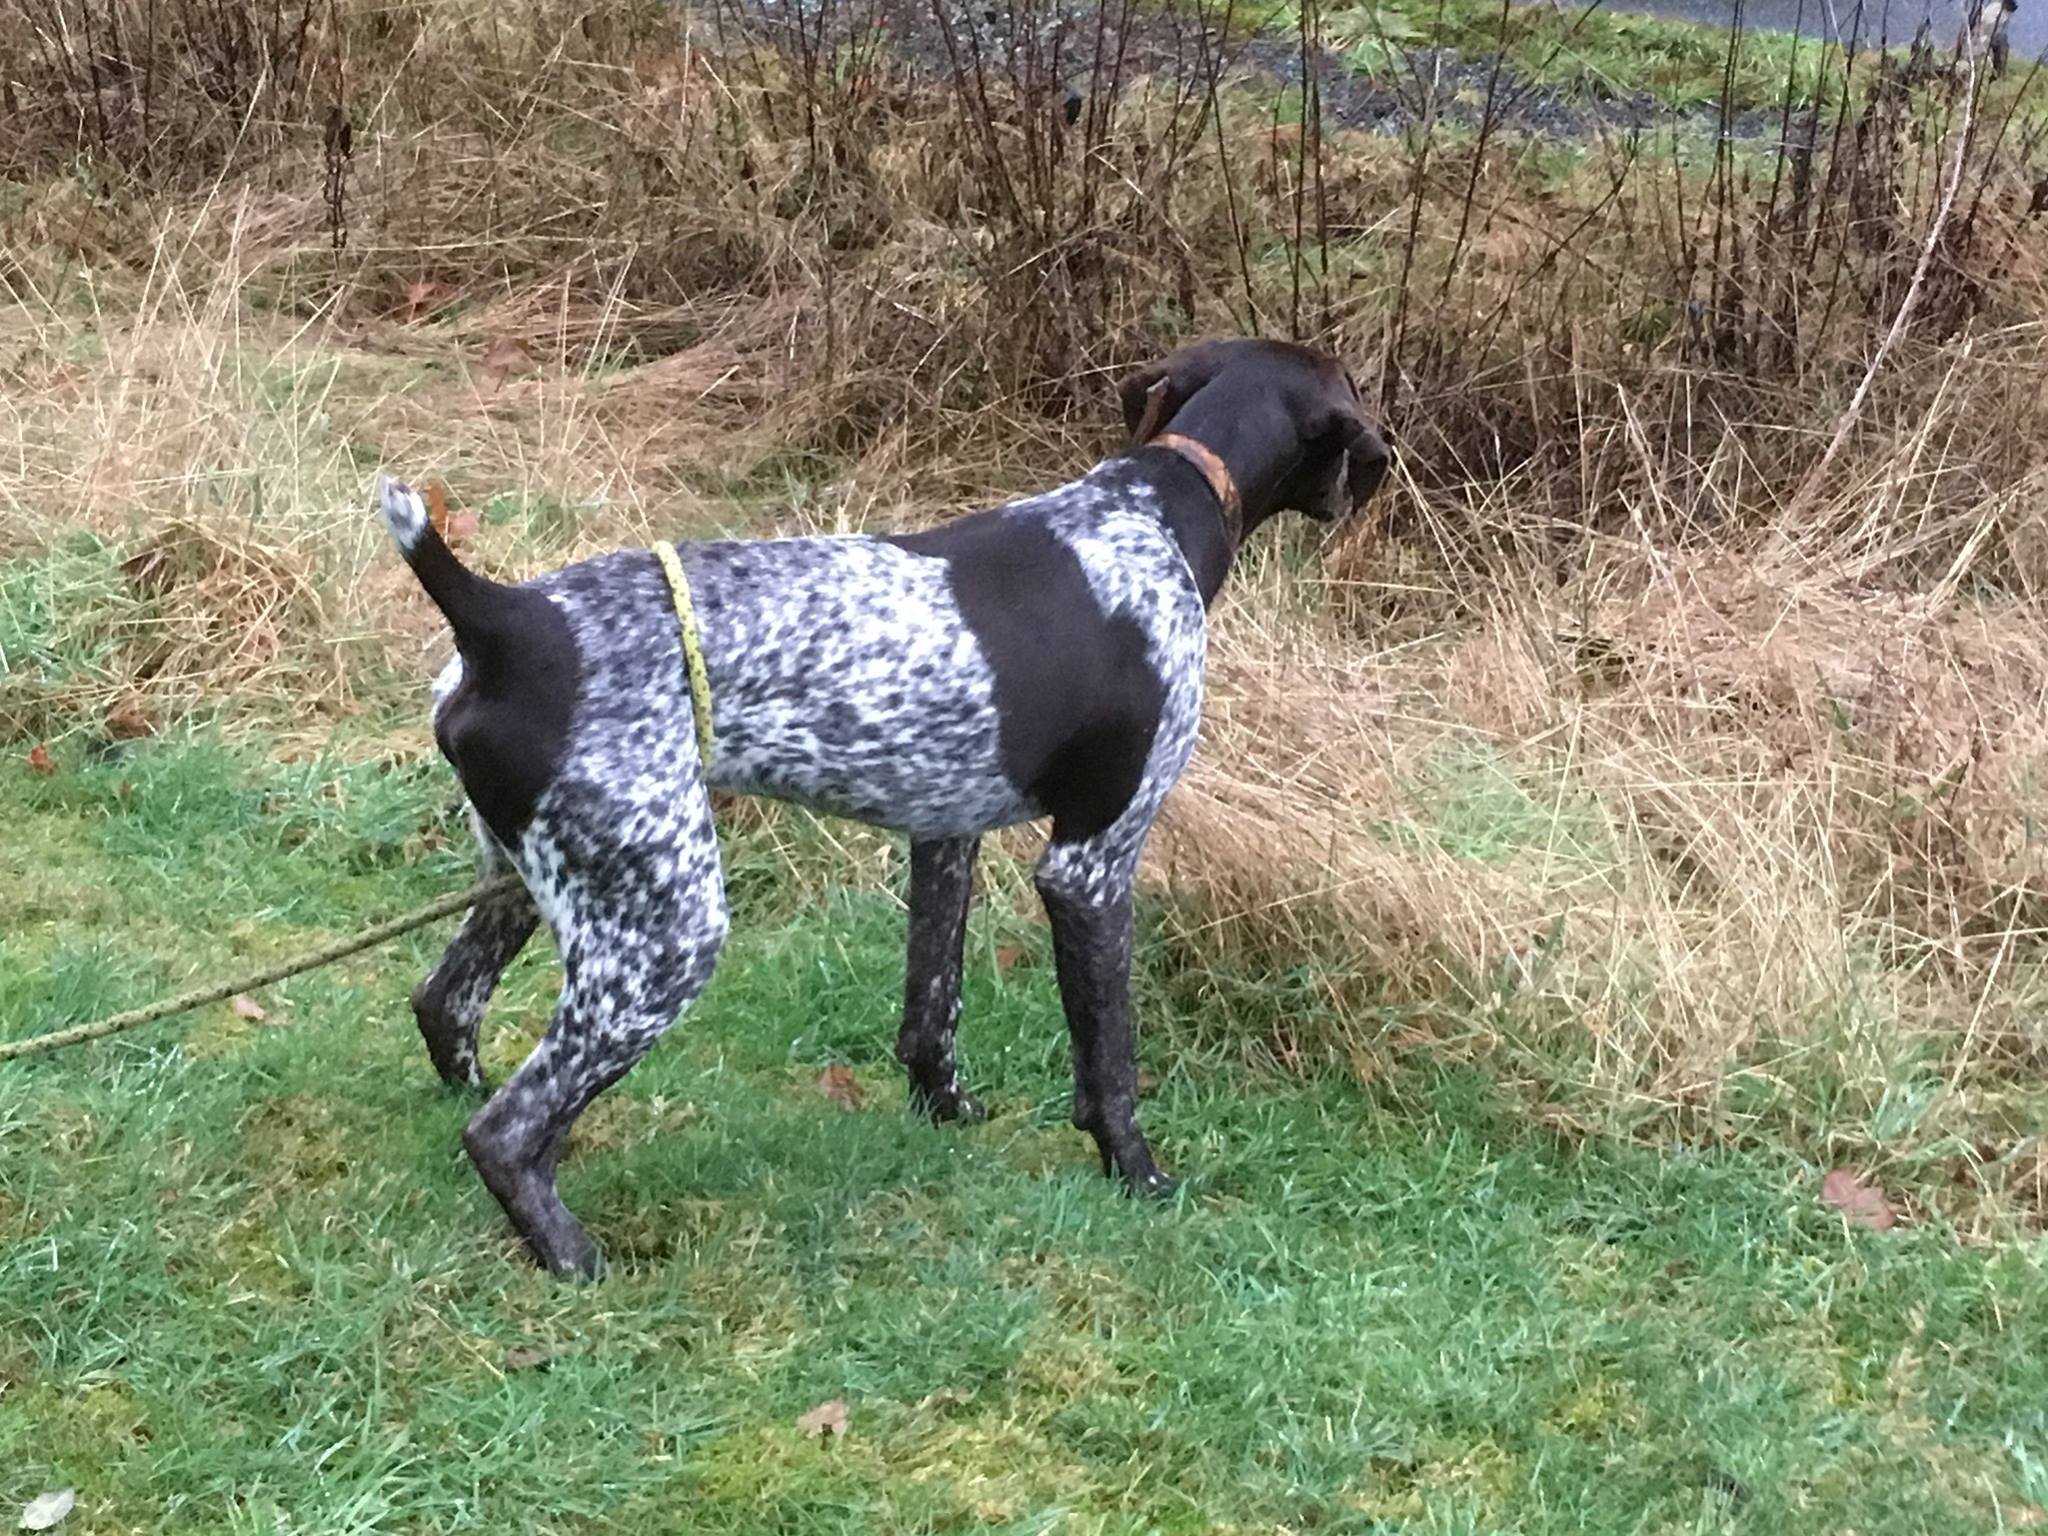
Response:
[1150, 432, 1242, 541]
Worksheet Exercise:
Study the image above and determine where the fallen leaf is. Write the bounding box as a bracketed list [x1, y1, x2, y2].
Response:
[25, 745, 56, 777]
[476, 336, 532, 380]
[419, 482, 481, 544]
[398, 278, 451, 323]
[19, 1489, 75, 1531]
[993, 944, 1026, 974]
[229, 994, 267, 1023]
[1821, 1168, 1897, 1230]
[1137, 1070, 1161, 1095]
[796, 1399, 849, 1439]
[504, 1345, 556, 1372]
[817, 1065, 864, 1111]
[104, 703, 157, 741]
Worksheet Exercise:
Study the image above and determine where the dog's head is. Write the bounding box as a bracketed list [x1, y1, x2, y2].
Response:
[1116, 338, 1391, 523]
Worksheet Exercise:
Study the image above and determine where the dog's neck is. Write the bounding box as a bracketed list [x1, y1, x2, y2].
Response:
[1136, 391, 1308, 606]
[1151, 433, 1241, 536]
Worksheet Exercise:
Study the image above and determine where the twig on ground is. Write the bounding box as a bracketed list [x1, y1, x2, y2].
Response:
[0, 873, 523, 1062]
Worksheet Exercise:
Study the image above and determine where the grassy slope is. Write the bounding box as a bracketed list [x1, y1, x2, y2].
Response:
[1322, 0, 1827, 111]
[3, 729, 2044, 1534]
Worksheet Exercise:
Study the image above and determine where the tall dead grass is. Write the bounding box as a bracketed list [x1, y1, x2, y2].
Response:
[4, 0, 2046, 1221]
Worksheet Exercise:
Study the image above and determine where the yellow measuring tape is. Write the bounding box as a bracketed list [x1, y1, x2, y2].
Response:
[651, 540, 716, 767]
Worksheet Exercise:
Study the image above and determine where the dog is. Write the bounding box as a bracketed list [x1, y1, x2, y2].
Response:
[380, 337, 1391, 1276]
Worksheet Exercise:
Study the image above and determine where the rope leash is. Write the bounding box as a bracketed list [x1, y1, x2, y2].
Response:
[652, 539, 717, 767]
[0, 872, 524, 1063]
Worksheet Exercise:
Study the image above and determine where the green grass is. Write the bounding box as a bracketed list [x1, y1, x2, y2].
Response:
[1313, 0, 1831, 111]
[4, 731, 2045, 1533]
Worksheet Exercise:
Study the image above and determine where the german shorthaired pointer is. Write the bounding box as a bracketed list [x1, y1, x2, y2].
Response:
[380, 338, 1390, 1276]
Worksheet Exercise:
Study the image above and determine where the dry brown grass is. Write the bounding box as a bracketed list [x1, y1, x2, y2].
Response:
[5, 0, 2047, 1223]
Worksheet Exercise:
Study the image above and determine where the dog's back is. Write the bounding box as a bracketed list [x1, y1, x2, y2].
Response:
[386, 468, 1205, 849]
[530, 533, 1035, 840]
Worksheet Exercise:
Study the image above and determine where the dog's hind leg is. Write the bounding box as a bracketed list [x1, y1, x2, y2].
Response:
[462, 780, 728, 1279]
[896, 836, 986, 1124]
[412, 820, 538, 1089]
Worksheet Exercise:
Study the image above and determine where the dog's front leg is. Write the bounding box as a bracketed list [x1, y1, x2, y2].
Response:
[897, 836, 986, 1123]
[1035, 838, 1176, 1196]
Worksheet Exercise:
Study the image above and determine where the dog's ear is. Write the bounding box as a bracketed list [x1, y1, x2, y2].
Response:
[1117, 344, 1232, 442]
[1340, 415, 1392, 509]
[1117, 363, 1179, 443]
[1322, 371, 1392, 509]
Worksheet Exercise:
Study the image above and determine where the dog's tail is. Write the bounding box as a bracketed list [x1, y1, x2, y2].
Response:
[377, 475, 521, 663]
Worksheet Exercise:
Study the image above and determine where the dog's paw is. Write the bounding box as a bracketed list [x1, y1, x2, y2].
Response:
[538, 1232, 604, 1283]
[1128, 1168, 1181, 1200]
[1097, 1137, 1179, 1198]
[426, 1051, 489, 1095]
[913, 1085, 989, 1125]
[940, 1087, 989, 1124]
